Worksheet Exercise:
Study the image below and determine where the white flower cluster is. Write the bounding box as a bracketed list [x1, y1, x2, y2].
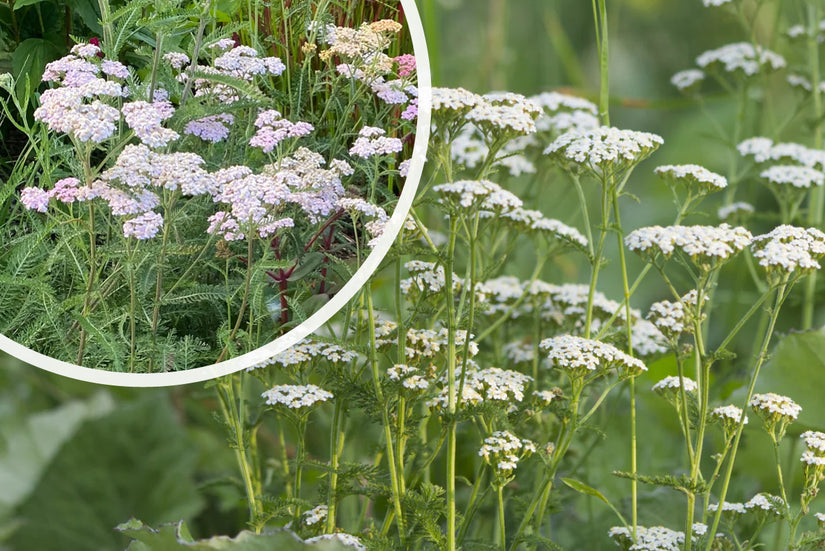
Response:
[389, 328, 478, 362]
[787, 74, 825, 93]
[465, 92, 542, 136]
[751, 225, 825, 276]
[427, 366, 532, 410]
[261, 384, 334, 409]
[399, 260, 489, 303]
[530, 91, 600, 135]
[718, 201, 754, 220]
[801, 431, 825, 467]
[387, 364, 429, 392]
[743, 493, 785, 514]
[433, 179, 518, 211]
[540, 335, 647, 378]
[498, 209, 589, 248]
[608, 524, 708, 551]
[671, 69, 705, 91]
[707, 501, 747, 515]
[654, 164, 727, 192]
[303, 505, 328, 526]
[533, 388, 563, 407]
[696, 42, 786, 76]
[738, 137, 825, 169]
[431, 87, 485, 113]
[478, 431, 536, 475]
[249, 339, 357, 370]
[304, 533, 365, 550]
[802, 431, 825, 453]
[348, 126, 404, 159]
[450, 126, 536, 177]
[545, 126, 664, 174]
[703, 0, 732, 6]
[760, 165, 825, 188]
[749, 392, 802, 420]
[653, 376, 698, 393]
[625, 224, 753, 266]
[647, 290, 704, 339]
[471, 367, 533, 402]
[504, 342, 536, 364]
[787, 20, 825, 41]
[712, 405, 748, 425]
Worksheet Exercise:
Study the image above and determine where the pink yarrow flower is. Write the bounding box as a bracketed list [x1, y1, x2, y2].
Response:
[394, 54, 416, 77]
[20, 187, 51, 212]
[249, 110, 314, 153]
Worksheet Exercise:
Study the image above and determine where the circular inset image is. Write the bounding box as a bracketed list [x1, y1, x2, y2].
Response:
[0, 0, 430, 385]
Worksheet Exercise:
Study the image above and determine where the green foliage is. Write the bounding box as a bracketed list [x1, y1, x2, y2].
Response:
[8, 394, 204, 551]
[117, 519, 350, 550]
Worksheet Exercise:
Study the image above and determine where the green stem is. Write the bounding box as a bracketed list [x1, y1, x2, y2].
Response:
[704, 283, 789, 551]
[497, 484, 506, 550]
[803, 2, 823, 330]
[366, 289, 406, 542]
[293, 416, 307, 521]
[326, 398, 344, 533]
[445, 213, 459, 551]
[216, 236, 255, 363]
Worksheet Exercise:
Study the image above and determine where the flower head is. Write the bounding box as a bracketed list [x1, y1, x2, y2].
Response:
[751, 225, 825, 280]
[540, 335, 647, 379]
[545, 126, 663, 176]
[262, 384, 333, 409]
[697, 42, 786, 76]
[625, 224, 752, 270]
[654, 164, 727, 193]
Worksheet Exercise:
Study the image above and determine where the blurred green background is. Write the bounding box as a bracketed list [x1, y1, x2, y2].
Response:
[3, 0, 825, 549]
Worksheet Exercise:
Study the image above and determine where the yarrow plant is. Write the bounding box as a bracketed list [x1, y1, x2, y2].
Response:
[18, 1, 825, 550]
[184, 0, 825, 546]
[0, 0, 418, 372]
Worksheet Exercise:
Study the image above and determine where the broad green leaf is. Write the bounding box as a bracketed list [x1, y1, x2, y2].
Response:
[117, 519, 351, 550]
[756, 329, 825, 429]
[11, 0, 48, 10]
[65, 0, 103, 33]
[0, 392, 113, 516]
[11, 38, 61, 99]
[9, 394, 204, 551]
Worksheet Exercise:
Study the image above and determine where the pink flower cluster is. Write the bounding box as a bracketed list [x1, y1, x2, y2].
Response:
[172, 44, 286, 103]
[184, 113, 235, 143]
[122, 100, 179, 148]
[207, 148, 353, 240]
[249, 110, 314, 153]
[35, 43, 130, 143]
[394, 54, 416, 77]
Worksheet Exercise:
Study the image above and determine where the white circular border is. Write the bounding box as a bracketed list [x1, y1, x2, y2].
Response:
[0, 0, 431, 387]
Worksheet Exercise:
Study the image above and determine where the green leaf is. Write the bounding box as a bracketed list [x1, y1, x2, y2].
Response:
[0, 393, 114, 516]
[65, 0, 103, 34]
[11, 0, 48, 10]
[8, 394, 204, 551]
[561, 478, 611, 505]
[757, 329, 825, 429]
[562, 477, 628, 527]
[117, 519, 351, 550]
[11, 38, 61, 98]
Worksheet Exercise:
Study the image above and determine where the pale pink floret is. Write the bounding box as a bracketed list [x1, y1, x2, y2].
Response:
[122, 211, 164, 239]
[394, 54, 416, 77]
[50, 177, 81, 203]
[20, 187, 51, 212]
